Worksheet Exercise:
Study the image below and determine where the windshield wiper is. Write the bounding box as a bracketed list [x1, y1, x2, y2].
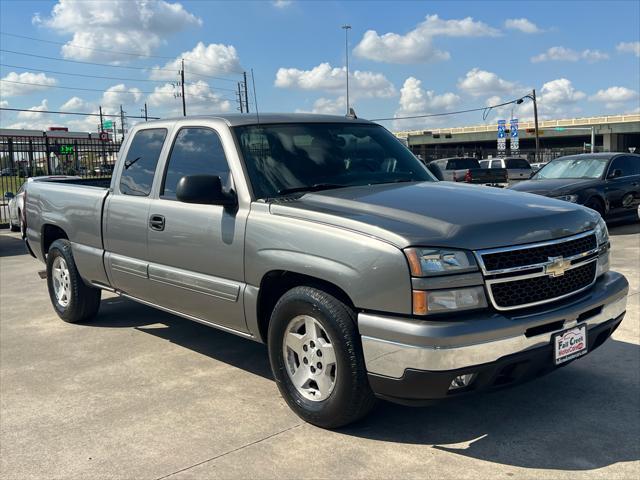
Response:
[369, 178, 415, 186]
[277, 183, 348, 196]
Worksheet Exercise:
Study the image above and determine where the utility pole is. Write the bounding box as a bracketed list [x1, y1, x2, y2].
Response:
[119, 105, 126, 142]
[341, 24, 352, 115]
[181, 58, 186, 116]
[142, 103, 148, 121]
[243, 71, 249, 113]
[532, 89, 540, 163]
[237, 82, 244, 113]
[99, 105, 104, 132]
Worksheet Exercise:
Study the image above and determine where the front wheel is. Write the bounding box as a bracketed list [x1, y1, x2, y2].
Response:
[268, 286, 375, 428]
[46, 239, 101, 323]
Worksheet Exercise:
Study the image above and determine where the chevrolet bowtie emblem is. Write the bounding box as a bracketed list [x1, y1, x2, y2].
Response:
[544, 256, 571, 277]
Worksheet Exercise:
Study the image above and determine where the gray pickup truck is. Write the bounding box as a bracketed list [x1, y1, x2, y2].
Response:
[23, 114, 628, 428]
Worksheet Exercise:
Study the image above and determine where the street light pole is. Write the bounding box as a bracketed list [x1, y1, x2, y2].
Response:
[341, 24, 351, 115]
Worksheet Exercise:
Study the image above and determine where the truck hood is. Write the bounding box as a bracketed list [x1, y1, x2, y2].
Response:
[269, 181, 598, 250]
[509, 178, 600, 196]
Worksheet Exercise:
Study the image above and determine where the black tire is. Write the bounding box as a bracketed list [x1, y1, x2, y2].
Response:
[46, 239, 101, 323]
[9, 217, 20, 232]
[585, 197, 605, 218]
[268, 286, 375, 428]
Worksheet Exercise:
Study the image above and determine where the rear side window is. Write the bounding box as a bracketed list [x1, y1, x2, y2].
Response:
[490, 160, 502, 169]
[119, 129, 167, 196]
[479, 160, 489, 168]
[162, 128, 230, 200]
[506, 158, 531, 169]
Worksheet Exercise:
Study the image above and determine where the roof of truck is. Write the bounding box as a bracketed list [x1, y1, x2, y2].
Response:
[143, 113, 373, 127]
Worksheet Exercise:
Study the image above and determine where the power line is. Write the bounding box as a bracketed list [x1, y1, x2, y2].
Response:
[0, 79, 238, 102]
[370, 97, 525, 121]
[0, 106, 159, 119]
[0, 31, 246, 73]
[0, 63, 239, 91]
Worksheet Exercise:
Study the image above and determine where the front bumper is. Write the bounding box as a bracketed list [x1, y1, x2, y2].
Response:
[360, 271, 628, 403]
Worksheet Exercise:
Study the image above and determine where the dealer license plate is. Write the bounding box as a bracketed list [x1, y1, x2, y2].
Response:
[554, 325, 588, 365]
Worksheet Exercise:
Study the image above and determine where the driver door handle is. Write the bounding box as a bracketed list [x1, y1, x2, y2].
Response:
[149, 214, 165, 231]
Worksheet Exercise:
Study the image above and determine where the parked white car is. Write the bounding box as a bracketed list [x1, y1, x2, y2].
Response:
[481, 157, 532, 181]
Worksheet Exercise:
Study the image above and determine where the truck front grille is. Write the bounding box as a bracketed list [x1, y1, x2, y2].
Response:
[476, 230, 599, 311]
[489, 261, 597, 309]
[481, 234, 597, 271]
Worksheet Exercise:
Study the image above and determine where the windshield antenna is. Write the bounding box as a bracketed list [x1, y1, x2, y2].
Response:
[251, 68, 260, 127]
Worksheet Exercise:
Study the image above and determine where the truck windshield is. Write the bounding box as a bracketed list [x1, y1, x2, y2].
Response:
[534, 156, 608, 179]
[234, 123, 434, 199]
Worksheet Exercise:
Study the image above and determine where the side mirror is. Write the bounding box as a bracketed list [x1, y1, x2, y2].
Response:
[176, 175, 237, 206]
[426, 163, 444, 181]
[608, 169, 622, 179]
[4, 192, 14, 199]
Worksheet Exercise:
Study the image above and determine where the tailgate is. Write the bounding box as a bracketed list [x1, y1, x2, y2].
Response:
[467, 168, 508, 184]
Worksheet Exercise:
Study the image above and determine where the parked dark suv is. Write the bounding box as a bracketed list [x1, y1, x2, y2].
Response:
[510, 153, 640, 221]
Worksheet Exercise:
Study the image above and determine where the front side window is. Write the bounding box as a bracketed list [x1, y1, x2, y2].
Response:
[234, 123, 433, 199]
[119, 129, 167, 196]
[162, 128, 230, 200]
[608, 156, 640, 177]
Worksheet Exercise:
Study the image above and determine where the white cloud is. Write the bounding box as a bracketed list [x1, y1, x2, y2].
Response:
[60, 96, 96, 112]
[504, 18, 542, 33]
[511, 78, 586, 120]
[273, 0, 293, 7]
[1, 71, 57, 96]
[16, 99, 49, 120]
[147, 80, 232, 116]
[296, 97, 346, 115]
[458, 68, 521, 97]
[590, 86, 639, 109]
[35, 0, 202, 63]
[531, 46, 609, 63]
[392, 77, 460, 129]
[396, 77, 460, 116]
[149, 42, 242, 80]
[353, 14, 499, 64]
[101, 84, 143, 114]
[0, 100, 8, 108]
[275, 62, 395, 98]
[616, 41, 640, 57]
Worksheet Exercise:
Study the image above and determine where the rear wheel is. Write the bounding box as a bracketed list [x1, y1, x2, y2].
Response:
[268, 286, 375, 428]
[46, 239, 101, 323]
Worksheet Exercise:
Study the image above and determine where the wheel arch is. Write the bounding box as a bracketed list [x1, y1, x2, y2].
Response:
[41, 224, 69, 257]
[255, 270, 356, 344]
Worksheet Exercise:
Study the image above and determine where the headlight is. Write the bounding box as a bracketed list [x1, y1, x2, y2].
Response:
[555, 194, 578, 203]
[595, 217, 609, 246]
[404, 248, 478, 276]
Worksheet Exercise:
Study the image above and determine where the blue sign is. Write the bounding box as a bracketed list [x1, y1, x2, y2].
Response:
[510, 119, 519, 138]
[497, 120, 506, 138]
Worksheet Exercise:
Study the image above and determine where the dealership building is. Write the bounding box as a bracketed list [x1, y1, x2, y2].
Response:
[395, 114, 640, 162]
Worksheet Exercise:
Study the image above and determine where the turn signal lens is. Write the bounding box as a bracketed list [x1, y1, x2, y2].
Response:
[412, 290, 428, 315]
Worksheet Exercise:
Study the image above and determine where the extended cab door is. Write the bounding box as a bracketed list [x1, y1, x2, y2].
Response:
[103, 127, 170, 300]
[144, 125, 250, 334]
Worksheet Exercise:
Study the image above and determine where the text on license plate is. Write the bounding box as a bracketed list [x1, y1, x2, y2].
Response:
[554, 326, 588, 365]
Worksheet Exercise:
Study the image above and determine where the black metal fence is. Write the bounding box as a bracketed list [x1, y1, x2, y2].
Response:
[1, 132, 121, 226]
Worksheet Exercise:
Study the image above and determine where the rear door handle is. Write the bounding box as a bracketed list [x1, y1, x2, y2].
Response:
[149, 214, 165, 231]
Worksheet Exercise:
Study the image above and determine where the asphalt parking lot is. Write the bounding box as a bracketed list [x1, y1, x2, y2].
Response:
[1, 223, 638, 480]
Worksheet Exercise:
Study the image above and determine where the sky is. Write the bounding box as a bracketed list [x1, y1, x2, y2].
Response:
[0, 0, 639, 133]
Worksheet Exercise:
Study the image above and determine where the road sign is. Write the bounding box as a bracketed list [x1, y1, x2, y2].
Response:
[103, 120, 113, 129]
[99, 132, 109, 141]
[497, 120, 506, 156]
[510, 118, 519, 153]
